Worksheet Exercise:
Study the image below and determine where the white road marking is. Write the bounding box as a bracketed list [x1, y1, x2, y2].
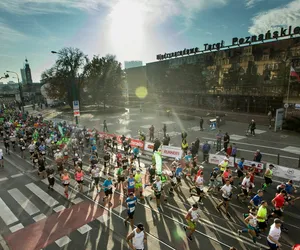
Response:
[55, 236, 71, 247]
[229, 135, 247, 141]
[53, 205, 66, 213]
[26, 183, 59, 207]
[143, 117, 154, 120]
[167, 131, 181, 137]
[0, 177, 8, 182]
[189, 126, 200, 131]
[0, 198, 19, 225]
[116, 128, 131, 134]
[162, 121, 175, 125]
[140, 124, 152, 129]
[281, 146, 300, 155]
[33, 213, 47, 222]
[8, 188, 40, 216]
[77, 224, 92, 234]
[10, 173, 24, 178]
[97, 214, 109, 223]
[72, 197, 83, 204]
[254, 129, 267, 134]
[9, 223, 24, 233]
[113, 205, 127, 215]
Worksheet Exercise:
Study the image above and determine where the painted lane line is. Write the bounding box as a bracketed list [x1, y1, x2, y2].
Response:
[9, 223, 24, 233]
[55, 236, 71, 248]
[53, 205, 66, 213]
[8, 188, 40, 216]
[33, 214, 47, 222]
[0, 177, 9, 182]
[10, 173, 24, 178]
[26, 183, 59, 207]
[77, 224, 92, 234]
[0, 198, 19, 225]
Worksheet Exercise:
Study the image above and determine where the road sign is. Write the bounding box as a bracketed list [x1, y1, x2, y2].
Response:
[284, 103, 289, 109]
[73, 100, 80, 110]
[74, 110, 80, 117]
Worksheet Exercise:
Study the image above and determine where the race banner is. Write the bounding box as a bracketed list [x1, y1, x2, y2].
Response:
[208, 154, 236, 167]
[161, 145, 183, 159]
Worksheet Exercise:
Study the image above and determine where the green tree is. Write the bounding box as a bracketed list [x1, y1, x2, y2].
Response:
[85, 54, 124, 109]
[41, 47, 89, 107]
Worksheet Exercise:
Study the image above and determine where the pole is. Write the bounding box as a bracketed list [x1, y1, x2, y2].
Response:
[277, 153, 280, 165]
[285, 68, 291, 118]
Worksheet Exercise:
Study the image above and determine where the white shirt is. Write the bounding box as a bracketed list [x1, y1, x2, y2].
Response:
[195, 176, 204, 190]
[221, 184, 232, 198]
[0, 151, 3, 159]
[133, 229, 144, 249]
[267, 224, 281, 244]
[241, 177, 251, 189]
[91, 167, 100, 178]
[28, 144, 35, 152]
[189, 208, 199, 222]
[155, 181, 162, 192]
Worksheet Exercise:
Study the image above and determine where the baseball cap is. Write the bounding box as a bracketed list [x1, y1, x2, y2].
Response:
[137, 223, 144, 231]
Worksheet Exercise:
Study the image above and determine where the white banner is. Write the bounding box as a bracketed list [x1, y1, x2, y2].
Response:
[266, 163, 300, 181]
[243, 160, 264, 171]
[161, 145, 183, 159]
[144, 142, 154, 152]
[208, 154, 236, 167]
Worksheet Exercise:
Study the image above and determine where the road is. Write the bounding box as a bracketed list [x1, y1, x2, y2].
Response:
[0, 107, 299, 250]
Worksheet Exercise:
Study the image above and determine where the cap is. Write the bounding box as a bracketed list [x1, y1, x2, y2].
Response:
[274, 218, 282, 224]
[213, 167, 219, 171]
[137, 223, 144, 231]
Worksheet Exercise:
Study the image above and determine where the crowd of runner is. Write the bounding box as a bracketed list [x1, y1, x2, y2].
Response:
[0, 102, 299, 250]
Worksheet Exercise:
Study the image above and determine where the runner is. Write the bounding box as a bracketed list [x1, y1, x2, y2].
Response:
[183, 203, 200, 241]
[90, 164, 100, 192]
[150, 176, 162, 211]
[124, 173, 135, 197]
[262, 164, 274, 190]
[237, 172, 251, 203]
[190, 171, 205, 205]
[61, 169, 70, 198]
[0, 149, 4, 167]
[217, 179, 232, 217]
[124, 192, 137, 229]
[267, 219, 282, 250]
[257, 200, 268, 233]
[238, 208, 259, 243]
[134, 170, 144, 200]
[75, 167, 84, 192]
[102, 176, 113, 206]
[126, 223, 146, 250]
[46, 165, 55, 190]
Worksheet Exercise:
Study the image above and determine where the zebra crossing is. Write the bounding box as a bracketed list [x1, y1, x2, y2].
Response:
[0, 173, 125, 250]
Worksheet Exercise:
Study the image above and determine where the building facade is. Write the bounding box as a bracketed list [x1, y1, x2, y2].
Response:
[126, 37, 300, 114]
[124, 61, 143, 69]
[20, 58, 33, 84]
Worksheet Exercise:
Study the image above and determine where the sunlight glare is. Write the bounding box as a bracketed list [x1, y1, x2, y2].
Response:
[109, 0, 145, 59]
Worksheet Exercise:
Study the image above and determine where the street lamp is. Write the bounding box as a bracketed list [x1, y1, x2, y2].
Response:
[6, 70, 24, 109]
[50, 50, 79, 125]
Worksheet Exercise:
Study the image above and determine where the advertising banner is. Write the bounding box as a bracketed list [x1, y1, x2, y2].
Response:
[266, 163, 300, 181]
[243, 160, 264, 173]
[208, 154, 236, 167]
[144, 142, 154, 153]
[161, 145, 183, 159]
[274, 108, 284, 132]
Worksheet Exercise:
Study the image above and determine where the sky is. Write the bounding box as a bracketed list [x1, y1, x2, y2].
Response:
[0, 0, 300, 83]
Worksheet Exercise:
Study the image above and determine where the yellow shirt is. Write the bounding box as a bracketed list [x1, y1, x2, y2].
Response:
[257, 206, 267, 222]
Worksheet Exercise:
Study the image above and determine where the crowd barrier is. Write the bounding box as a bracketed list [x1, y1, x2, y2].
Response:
[209, 153, 300, 180]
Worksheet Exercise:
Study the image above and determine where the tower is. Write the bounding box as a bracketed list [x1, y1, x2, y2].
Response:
[24, 58, 33, 84]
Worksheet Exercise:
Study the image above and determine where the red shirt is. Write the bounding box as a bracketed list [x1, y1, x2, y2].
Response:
[249, 173, 254, 183]
[273, 194, 285, 208]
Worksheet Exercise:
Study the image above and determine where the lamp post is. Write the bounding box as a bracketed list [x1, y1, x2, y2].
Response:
[51, 50, 79, 125]
[6, 70, 24, 109]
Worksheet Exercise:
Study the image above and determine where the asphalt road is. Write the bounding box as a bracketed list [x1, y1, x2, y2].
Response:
[0, 140, 300, 250]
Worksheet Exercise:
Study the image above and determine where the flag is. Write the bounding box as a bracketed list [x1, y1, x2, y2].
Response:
[290, 66, 300, 82]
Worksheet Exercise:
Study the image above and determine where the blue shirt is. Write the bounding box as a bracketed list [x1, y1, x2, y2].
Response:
[251, 194, 262, 207]
[175, 167, 182, 177]
[91, 145, 97, 152]
[103, 179, 113, 191]
[39, 145, 45, 151]
[126, 196, 137, 213]
[184, 155, 192, 162]
[238, 161, 244, 170]
[132, 147, 139, 155]
[285, 184, 293, 194]
[127, 177, 135, 189]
